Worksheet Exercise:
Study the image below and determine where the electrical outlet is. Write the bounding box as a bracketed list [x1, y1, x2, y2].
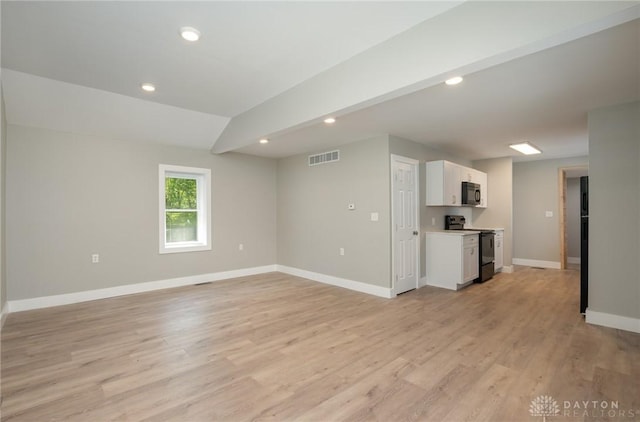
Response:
[545, 211, 553, 218]
[91, 254, 99, 264]
[340, 248, 345, 256]
[239, 243, 244, 251]
[431, 217, 436, 226]
[370, 212, 379, 222]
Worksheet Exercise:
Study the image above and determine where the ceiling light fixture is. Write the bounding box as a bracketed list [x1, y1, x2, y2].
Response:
[324, 117, 336, 124]
[445, 76, 463, 86]
[141, 83, 156, 92]
[509, 141, 542, 155]
[259, 138, 269, 144]
[180, 27, 201, 42]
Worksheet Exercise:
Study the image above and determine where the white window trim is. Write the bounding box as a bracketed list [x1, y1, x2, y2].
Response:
[159, 164, 211, 254]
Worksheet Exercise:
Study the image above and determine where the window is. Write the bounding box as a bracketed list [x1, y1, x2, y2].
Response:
[159, 164, 211, 254]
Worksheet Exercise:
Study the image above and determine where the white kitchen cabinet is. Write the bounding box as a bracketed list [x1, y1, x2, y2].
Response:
[460, 168, 474, 183]
[463, 236, 480, 282]
[426, 160, 461, 206]
[426, 160, 487, 208]
[494, 230, 504, 271]
[474, 170, 488, 208]
[426, 232, 479, 290]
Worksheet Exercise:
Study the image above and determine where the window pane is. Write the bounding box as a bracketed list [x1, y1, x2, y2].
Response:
[166, 211, 198, 242]
[165, 177, 197, 209]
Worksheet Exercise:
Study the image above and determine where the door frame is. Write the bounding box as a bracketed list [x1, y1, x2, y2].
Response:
[390, 154, 420, 296]
[558, 165, 589, 270]
[559, 168, 567, 270]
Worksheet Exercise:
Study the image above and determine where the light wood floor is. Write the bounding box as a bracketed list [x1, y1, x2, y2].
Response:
[2, 268, 639, 421]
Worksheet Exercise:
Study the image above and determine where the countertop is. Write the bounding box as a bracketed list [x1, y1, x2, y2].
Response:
[466, 227, 504, 231]
[425, 228, 504, 236]
[425, 230, 481, 236]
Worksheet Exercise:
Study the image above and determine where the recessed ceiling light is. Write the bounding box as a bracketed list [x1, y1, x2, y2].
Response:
[324, 117, 336, 124]
[141, 83, 156, 92]
[259, 138, 269, 144]
[445, 76, 463, 86]
[509, 142, 542, 155]
[180, 27, 201, 42]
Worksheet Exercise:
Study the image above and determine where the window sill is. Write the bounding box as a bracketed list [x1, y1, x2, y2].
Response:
[159, 242, 211, 254]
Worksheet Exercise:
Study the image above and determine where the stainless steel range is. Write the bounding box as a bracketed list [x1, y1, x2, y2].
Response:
[445, 215, 495, 283]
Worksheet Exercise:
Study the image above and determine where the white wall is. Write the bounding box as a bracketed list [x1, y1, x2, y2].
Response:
[512, 156, 589, 265]
[588, 101, 639, 321]
[6, 125, 277, 300]
[472, 157, 513, 268]
[277, 135, 391, 288]
[0, 85, 7, 319]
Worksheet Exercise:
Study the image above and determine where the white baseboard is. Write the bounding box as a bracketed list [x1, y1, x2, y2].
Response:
[512, 258, 561, 269]
[8, 265, 277, 313]
[419, 276, 428, 288]
[497, 265, 514, 273]
[6, 264, 393, 314]
[1, 301, 8, 330]
[586, 309, 640, 334]
[276, 265, 393, 299]
[567, 257, 581, 264]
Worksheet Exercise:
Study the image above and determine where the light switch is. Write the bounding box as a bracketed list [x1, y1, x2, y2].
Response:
[545, 211, 553, 217]
[371, 212, 379, 222]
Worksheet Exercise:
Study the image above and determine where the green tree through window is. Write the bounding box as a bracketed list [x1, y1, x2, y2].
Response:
[165, 177, 198, 243]
[159, 164, 210, 254]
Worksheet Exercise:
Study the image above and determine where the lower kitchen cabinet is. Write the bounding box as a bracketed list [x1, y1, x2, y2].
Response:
[426, 232, 479, 290]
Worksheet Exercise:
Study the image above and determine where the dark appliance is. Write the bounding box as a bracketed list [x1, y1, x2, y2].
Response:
[461, 182, 481, 206]
[445, 215, 495, 282]
[479, 232, 495, 283]
[580, 176, 589, 314]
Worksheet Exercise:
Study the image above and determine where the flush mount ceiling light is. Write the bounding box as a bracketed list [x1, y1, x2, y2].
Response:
[509, 141, 542, 155]
[180, 27, 201, 42]
[259, 138, 269, 144]
[324, 117, 336, 124]
[445, 76, 463, 86]
[141, 83, 156, 92]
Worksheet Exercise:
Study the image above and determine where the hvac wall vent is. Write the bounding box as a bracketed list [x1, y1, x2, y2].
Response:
[308, 150, 340, 166]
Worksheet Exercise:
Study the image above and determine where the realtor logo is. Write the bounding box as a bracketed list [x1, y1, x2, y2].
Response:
[530, 395, 560, 421]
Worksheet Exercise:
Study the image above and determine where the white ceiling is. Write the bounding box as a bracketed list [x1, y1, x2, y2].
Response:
[238, 18, 640, 161]
[1, 1, 639, 161]
[1, 1, 460, 117]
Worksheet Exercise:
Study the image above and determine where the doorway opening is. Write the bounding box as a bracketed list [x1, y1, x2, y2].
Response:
[558, 166, 588, 270]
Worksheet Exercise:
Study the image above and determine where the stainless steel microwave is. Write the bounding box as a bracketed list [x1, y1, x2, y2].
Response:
[462, 182, 481, 206]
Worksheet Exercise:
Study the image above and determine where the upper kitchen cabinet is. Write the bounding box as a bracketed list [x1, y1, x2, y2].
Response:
[425, 160, 487, 208]
[426, 160, 461, 206]
[472, 169, 488, 208]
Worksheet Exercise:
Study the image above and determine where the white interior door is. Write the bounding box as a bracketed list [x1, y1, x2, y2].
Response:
[391, 155, 419, 295]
